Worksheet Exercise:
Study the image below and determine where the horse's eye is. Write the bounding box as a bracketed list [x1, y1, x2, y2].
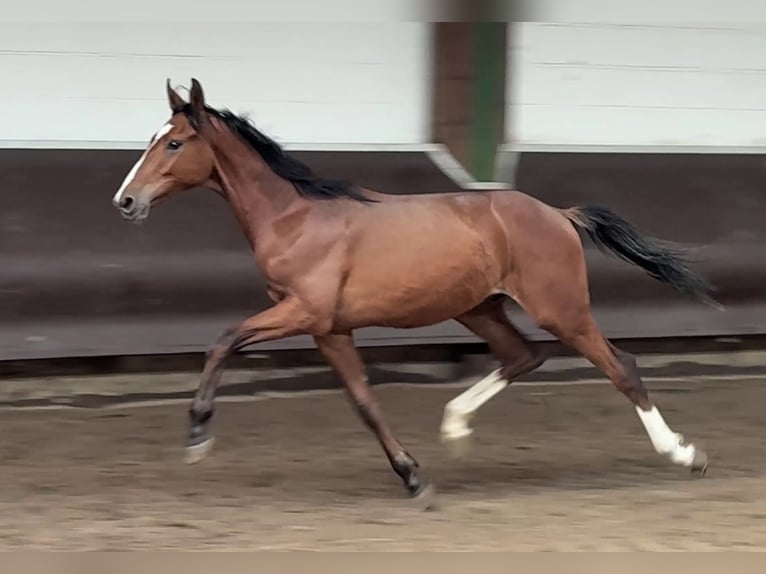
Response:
[167, 139, 183, 151]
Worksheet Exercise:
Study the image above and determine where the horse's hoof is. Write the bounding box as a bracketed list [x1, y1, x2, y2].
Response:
[690, 448, 708, 477]
[442, 431, 473, 459]
[185, 436, 215, 464]
[412, 481, 437, 511]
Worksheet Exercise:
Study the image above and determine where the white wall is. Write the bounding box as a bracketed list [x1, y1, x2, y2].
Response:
[508, 23, 766, 149]
[0, 23, 430, 148]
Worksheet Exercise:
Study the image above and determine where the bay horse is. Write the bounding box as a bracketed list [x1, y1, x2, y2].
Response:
[112, 78, 715, 502]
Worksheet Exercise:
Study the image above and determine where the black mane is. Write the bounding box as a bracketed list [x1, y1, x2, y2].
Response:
[177, 103, 373, 203]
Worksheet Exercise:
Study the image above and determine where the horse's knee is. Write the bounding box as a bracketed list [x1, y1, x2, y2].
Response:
[205, 344, 228, 362]
[206, 326, 239, 360]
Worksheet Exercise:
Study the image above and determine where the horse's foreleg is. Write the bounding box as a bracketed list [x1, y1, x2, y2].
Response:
[314, 333, 434, 504]
[185, 298, 312, 464]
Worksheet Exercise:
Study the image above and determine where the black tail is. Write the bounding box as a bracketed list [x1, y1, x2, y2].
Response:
[567, 205, 720, 308]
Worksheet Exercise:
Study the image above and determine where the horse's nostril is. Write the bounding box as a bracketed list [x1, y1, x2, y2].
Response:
[119, 195, 135, 211]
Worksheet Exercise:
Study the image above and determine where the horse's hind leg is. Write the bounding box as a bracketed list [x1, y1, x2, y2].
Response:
[491, 201, 707, 474]
[548, 309, 709, 475]
[440, 296, 547, 456]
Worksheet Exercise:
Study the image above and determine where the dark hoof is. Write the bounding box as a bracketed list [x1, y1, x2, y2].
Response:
[185, 436, 215, 464]
[412, 481, 437, 511]
[690, 448, 709, 477]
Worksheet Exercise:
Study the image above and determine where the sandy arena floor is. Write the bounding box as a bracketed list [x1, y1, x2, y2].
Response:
[1, 376, 766, 550]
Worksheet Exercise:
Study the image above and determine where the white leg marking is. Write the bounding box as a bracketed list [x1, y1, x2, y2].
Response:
[112, 123, 174, 204]
[440, 368, 508, 442]
[635, 405, 697, 466]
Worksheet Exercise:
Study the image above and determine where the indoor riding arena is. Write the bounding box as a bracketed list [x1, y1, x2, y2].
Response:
[2, 18, 766, 551]
[2, 360, 766, 551]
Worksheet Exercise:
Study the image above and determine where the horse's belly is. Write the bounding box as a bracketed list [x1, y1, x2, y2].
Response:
[335, 251, 498, 329]
[330, 201, 507, 329]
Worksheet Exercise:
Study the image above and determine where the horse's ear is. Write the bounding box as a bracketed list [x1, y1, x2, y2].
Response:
[166, 79, 186, 112]
[189, 78, 206, 124]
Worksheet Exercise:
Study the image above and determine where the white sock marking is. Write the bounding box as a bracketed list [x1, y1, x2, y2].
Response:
[112, 123, 174, 205]
[635, 405, 697, 466]
[440, 369, 508, 441]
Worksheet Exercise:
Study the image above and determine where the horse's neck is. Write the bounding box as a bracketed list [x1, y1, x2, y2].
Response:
[208, 133, 300, 249]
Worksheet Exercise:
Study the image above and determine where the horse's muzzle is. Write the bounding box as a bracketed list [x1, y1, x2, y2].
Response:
[114, 195, 150, 223]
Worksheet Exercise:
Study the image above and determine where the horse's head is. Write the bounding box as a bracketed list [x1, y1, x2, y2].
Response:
[112, 78, 215, 223]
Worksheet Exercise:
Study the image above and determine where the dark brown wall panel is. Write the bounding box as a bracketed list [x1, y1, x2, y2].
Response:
[1, 149, 764, 361]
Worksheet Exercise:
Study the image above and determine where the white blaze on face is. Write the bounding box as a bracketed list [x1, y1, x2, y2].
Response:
[112, 123, 174, 205]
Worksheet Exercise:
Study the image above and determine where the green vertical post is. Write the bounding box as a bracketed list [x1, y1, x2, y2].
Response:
[470, 22, 506, 182]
